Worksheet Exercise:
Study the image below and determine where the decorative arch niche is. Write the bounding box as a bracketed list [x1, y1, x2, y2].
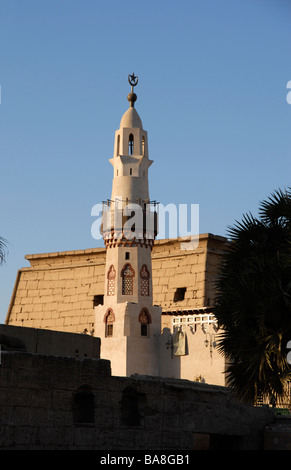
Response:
[139, 307, 152, 337]
[121, 263, 135, 295]
[140, 264, 150, 296]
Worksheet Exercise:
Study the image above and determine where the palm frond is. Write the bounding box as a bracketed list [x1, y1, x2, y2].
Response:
[259, 187, 291, 226]
[214, 187, 291, 404]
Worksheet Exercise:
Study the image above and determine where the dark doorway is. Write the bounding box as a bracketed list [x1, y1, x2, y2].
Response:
[121, 387, 141, 426]
[72, 385, 95, 425]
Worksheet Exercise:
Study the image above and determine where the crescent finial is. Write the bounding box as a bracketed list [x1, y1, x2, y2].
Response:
[128, 73, 138, 88]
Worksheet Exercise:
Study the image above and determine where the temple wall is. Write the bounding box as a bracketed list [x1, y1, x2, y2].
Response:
[6, 235, 227, 336]
[0, 348, 275, 450]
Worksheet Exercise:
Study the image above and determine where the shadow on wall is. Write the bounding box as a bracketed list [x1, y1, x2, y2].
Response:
[159, 328, 181, 379]
[159, 324, 224, 385]
[121, 386, 147, 426]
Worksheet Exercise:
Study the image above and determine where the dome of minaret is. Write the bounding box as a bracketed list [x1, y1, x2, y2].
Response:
[119, 73, 143, 129]
[119, 107, 143, 129]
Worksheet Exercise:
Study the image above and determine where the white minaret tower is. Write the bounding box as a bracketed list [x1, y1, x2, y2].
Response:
[95, 74, 161, 377]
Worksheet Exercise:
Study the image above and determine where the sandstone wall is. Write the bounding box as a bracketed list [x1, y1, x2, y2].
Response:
[0, 323, 100, 358]
[6, 248, 106, 333]
[0, 350, 274, 450]
[6, 234, 227, 335]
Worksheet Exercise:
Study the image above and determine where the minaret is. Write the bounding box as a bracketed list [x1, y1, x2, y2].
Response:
[94, 74, 161, 377]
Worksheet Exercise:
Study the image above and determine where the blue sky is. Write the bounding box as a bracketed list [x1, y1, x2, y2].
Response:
[1, 0, 291, 323]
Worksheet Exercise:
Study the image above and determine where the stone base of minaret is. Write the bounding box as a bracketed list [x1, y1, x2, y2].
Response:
[95, 302, 162, 377]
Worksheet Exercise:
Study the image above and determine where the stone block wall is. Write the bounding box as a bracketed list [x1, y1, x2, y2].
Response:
[264, 418, 291, 450]
[0, 351, 276, 450]
[6, 248, 106, 334]
[0, 323, 100, 359]
[152, 238, 207, 310]
[6, 235, 227, 336]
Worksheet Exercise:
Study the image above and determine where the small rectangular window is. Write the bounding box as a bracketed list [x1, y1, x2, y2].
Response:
[173, 287, 186, 302]
[129, 134, 134, 155]
[106, 324, 113, 337]
[93, 295, 104, 306]
[130, 168, 132, 175]
[125, 252, 130, 260]
[122, 264, 134, 295]
[141, 324, 148, 337]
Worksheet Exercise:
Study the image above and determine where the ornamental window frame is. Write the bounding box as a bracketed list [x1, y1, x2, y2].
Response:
[121, 263, 135, 295]
[107, 265, 116, 296]
[140, 264, 150, 296]
[172, 313, 217, 333]
[104, 308, 115, 337]
[139, 308, 152, 337]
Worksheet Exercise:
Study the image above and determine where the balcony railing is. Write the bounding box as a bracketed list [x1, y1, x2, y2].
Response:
[100, 200, 159, 239]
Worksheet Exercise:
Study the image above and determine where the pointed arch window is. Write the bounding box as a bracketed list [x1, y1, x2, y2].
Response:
[121, 263, 135, 295]
[129, 134, 134, 155]
[107, 265, 116, 296]
[104, 309, 115, 337]
[140, 264, 150, 296]
[142, 136, 145, 156]
[139, 308, 152, 337]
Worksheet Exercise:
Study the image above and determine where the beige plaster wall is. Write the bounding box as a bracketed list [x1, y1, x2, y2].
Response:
[159, 323, 225, 386]
[95, 302, 161, 377]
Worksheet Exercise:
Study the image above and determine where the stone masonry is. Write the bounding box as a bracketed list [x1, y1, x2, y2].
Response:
[0, 349, 277, 450]
[5, 234, 227, 335]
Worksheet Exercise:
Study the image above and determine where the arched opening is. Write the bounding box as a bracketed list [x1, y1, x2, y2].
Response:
[129, 134, 134, 155]
[121, 387, 141, 426]
[107, 265, 116, 296]
[72, 385, 94, 425]
[104, 308, 115, 337]
[117, 134, 120, 156]
[121, 263, 135, 295]
[140, 264, 150, 296]
[139, 308, 152, 337]
[142, 136, 145, 156]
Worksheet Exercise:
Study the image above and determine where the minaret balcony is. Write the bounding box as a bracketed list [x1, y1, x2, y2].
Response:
[100, 200, 158, 243]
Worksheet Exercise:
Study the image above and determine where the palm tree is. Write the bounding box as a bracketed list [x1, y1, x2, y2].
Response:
[0, 236, 7, 264]
[214, 188, 291, 405]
